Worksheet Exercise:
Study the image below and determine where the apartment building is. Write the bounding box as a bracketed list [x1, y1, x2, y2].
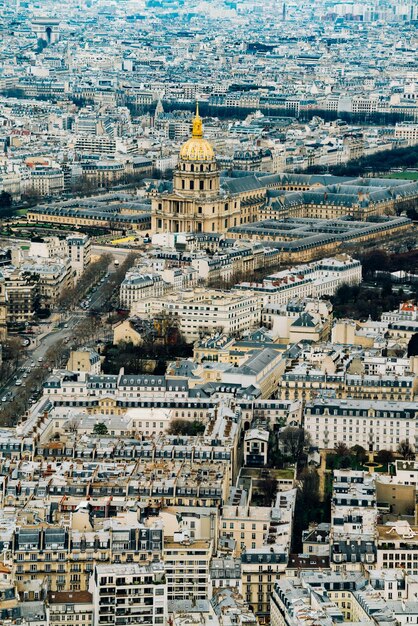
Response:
[22, 260, 72, 307]
[29, 237, 68, 260]
[304, 399, 418, 452]
[244, 429, 269, 466]
[131, 288, 261, 342]
[211, 587, 257, 626]
[394, 122, 418, 146]
[30, 167, 65, 196]
[10, 524, 164, 594]
[279, 364, 416, 402]
[46, 591, 93, 626]
[376, 521, 418, 576]
[302, 523, 331, 556]
[67, 234, 91, 280]
[221, 348, 286, 399]
[90, 562, 167, 626]
[66, 348, 101, 374]
[38, 369, 300, 438]
[270, 578, 344, 626]
[3, 272, 37, 324]
[210, 558, 242, 593]
[221, 493, 272, 557]
[74, 135, 116, 156]
[164, 534, 213, 606]
[119, 272, 168, 308]
[240, 490, 297, 623]
[331, 470, 377, 570]
[382, 302, 418, 324]
[271, 571, 399, 626]
[376, 463, 416, 516]
[235, 255, 361, 309]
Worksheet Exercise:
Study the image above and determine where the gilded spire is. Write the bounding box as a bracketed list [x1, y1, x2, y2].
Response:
[192, 102, 203, 138]
[179, 101, 215, 161]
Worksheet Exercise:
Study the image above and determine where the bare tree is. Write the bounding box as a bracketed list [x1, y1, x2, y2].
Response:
[335, 441, 350, 457]
[350, 445, 367, 464]
[376, 449, 395, 465]
[397, 440, 415, 461]
[299, 466, 320, 506]
[279, 426, 312, 463]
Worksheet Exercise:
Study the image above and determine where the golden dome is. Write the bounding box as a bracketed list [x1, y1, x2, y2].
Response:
[179, 104, 215, 162]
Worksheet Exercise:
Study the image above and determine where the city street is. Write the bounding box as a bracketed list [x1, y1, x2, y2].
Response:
[0, 262, 117, 409]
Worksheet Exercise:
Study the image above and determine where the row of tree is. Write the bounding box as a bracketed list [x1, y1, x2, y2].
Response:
[0, 338, 69, 427]
[304, 144, 418, 178]
[359, 248, 418, 280]
[327, 441, 415, 470]
[331, 282, 414, 321]
[58, 254, 112, 310]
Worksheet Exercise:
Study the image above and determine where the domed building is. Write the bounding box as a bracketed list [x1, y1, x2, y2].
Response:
[151, 106, 240, 234]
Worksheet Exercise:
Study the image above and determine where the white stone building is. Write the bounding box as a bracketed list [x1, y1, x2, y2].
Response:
[90, 562, 167, 626]
[304, 398, 418, 452]
[131, 288, 261, 342]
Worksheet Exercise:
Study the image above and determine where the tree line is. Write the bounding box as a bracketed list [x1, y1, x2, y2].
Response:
[304, 144, 418, 178]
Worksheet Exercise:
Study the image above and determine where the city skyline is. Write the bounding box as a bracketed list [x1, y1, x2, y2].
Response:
[0, 1, 417, 625]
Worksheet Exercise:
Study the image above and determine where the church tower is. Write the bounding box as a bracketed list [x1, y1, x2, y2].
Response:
[151, 105, 240, 234]
[154, 98, 164, 120]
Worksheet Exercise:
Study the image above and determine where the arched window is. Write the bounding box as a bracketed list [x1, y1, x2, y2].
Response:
[199, 180, 204, 190]
[191, 164, 194, 172]
[190, 180, 194, 190]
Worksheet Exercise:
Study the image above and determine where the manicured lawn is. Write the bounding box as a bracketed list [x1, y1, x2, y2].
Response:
[274, 468, 295, 479]
[386, 171, 418, 180]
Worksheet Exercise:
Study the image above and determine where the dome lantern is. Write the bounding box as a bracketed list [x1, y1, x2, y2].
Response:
[179, 103, 215, 162]
[192, 103, 203, 138]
